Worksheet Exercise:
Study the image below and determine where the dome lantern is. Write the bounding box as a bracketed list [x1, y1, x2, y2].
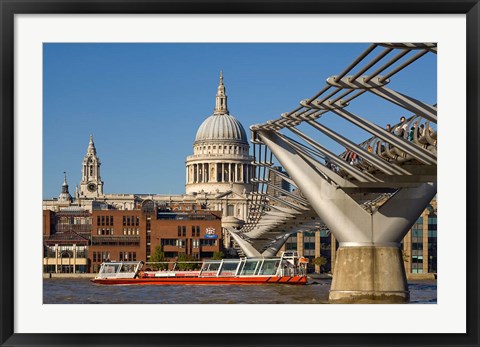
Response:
[214, 70, 229, 115]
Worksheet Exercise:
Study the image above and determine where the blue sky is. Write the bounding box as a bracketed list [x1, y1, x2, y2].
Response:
[43, 43, 436, 199]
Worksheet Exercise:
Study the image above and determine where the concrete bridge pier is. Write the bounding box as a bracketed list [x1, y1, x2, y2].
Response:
[329, 244, 409, 303]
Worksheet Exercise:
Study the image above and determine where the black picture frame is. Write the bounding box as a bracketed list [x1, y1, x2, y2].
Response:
[1, 1, 479, 346]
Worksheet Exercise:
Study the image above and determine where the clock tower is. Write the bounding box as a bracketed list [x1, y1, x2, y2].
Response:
[79, 134, 104, 198]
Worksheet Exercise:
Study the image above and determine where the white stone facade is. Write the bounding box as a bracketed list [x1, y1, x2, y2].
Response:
[79, 135, 104, 198]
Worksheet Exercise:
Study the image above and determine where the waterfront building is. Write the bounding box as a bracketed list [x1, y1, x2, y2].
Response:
[43, 202, 223, 273]
[43, 207, 91, 273]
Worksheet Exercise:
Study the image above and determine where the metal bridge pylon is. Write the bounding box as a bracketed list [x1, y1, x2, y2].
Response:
[258, 129, 436, 303]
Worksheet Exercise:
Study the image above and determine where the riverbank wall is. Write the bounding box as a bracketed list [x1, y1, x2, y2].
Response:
[43, 273, 96, 279]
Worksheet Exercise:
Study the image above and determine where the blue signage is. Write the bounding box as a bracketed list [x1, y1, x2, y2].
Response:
[204, 234, 218, 239]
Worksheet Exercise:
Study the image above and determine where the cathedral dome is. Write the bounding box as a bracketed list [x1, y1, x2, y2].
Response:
[194, 114, 248, 144]
[186, 72, 253, 197]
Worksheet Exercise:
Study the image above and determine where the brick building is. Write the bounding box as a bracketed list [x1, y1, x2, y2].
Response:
[43, 203, 223, 273]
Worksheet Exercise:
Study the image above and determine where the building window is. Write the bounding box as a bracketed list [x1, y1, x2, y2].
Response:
[182, 226, 186, 237]
[162, 239, 176, 246]
[411, 217, 424, 273]
[200, 239, 217, 246]
[428, 213, 437, 273]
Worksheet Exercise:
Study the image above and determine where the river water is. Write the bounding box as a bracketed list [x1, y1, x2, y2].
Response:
[43, 278, 436, 304]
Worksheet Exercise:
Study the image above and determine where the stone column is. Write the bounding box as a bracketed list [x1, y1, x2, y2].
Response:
[297, 232, 304, 257]
[55, 244, 59, 273]
[196, 164, 199, 183]
[73, 244, 77, 274]
[210, 163, 215, 182]
[315, 231, 321, 273]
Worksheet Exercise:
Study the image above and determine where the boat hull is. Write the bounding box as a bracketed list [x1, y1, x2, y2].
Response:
[91, 275, 307, 285]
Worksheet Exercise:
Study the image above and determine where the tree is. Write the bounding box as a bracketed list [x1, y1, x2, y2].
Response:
[150, 246, 167, 270]
[211, 251, 224, 260]
[312, 256, 328, 273]
[176, 253, 197, 270]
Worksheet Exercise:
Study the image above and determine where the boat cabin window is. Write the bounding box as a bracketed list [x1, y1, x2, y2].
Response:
[221, 261, 240, 271]
[201, 262, 221, 272]
[258, 260, 280, 275]
[240, 260, 259, 275]
[119, 264, 136, 273]
[217, 260, 240, 275]
[101, 264, 120, 274]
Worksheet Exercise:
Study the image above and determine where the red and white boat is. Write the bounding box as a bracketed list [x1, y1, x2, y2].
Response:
[91, 251, 307, 285]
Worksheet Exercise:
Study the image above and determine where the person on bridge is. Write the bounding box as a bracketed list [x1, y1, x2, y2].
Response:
[409, 121, 419, 141]
[395, 116, 409, 139]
